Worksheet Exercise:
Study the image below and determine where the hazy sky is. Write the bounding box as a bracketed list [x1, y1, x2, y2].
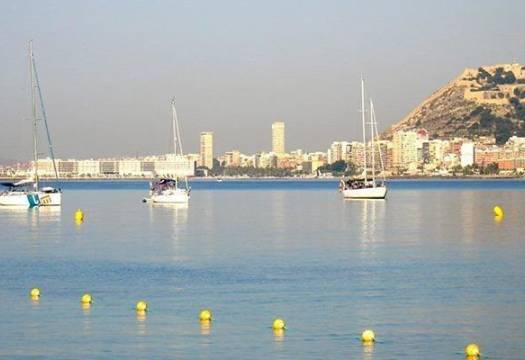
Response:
[1, 0, 524, 161]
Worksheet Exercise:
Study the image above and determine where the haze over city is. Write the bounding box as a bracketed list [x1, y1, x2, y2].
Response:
[1, 0, 523, 161]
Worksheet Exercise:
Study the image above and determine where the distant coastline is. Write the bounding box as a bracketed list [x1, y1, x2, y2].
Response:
[1, 175, 524, 182]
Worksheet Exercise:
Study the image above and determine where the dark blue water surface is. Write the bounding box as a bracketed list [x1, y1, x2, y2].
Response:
[42, 178, 525, 191]
[1, 180, 524, 359]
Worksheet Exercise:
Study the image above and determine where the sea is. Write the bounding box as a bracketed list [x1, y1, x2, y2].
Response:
[0, 179, 524, 359]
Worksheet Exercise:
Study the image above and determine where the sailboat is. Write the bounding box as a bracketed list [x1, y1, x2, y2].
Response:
[143, 98, 190, 204]
[341, 77, 388, 199]
[0, 41, 62, 207]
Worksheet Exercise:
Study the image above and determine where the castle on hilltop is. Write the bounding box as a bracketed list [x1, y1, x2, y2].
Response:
[460, 63, 525, 105]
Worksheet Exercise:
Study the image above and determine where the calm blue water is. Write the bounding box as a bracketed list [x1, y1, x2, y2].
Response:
[1, 180, 524, 359]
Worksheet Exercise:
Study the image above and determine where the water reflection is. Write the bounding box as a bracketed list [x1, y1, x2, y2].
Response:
[355, 199, 385, 247]
[147, 202, 189, 224]
[272, 328, 285, 342]
[81, 303, 92, 336]
[136, 311, 147, 336]
[200, 320, 211, 336]
[362, 342, 374, 360]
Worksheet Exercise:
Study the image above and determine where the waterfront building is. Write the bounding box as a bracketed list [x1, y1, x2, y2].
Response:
[154, 154, 194, 177]
[118, 158, 142, 176]
[272, 121, 285, 154]
[224, 150, 241, 167]
[327, 141, 350, 163]
[428, 140, 447, 167]
[200, 132, 214, 169]
[307, 152, 328, 174]
[255, 152, 277, 168]
[460, 142, 475, 167]
[99, 160, 119, 175]
[58, 160, 78, 177]
[392, 130, 418, 169]
[78, 159, 100, 177]
[35, 158, 58, 177]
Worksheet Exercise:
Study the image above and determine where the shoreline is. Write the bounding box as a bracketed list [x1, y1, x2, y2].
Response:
[1, 175, 524, 182]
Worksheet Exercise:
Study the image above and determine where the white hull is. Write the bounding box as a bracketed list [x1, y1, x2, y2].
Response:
[343, 186, 387, 199]
[38, 191, 62, 206]
[0, 192, 39, 207]
[147, 189, 189, 204]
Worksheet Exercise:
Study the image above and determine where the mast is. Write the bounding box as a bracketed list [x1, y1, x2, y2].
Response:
[171, 98, 189, 190]
[372, 104, 386, 186]
[171, 98, 184, 156]
[30, 41, 39, 190]
[369, 99, 376, 187]
[361, 76, 367, 183]
[31, 41, 60, 186]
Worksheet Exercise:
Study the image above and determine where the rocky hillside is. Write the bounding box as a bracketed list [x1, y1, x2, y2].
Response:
[384, 64, 525, 144]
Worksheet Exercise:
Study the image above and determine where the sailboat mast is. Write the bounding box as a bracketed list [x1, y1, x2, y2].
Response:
[369, 99, 376, 187]
[171, 98, 189, 190]
[171, 98, 184, 156]
[361, 76, 367, 184]
[373, 105, 386, 186]
[31, 42, 60, 185]
[30, 41, 39, 189]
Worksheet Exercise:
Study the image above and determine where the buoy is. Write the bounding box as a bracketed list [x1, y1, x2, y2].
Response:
[199, 309, 212, 322]
[81, 293, 92, 304]
[74, 209, 84, 222]
[493, 206, 504, 217]
[465, 343, 480, 357]
[272, 318, 286, 330]
[29, 287, 40, 299]
[136, 300, 148, 312]
[361, 329, 375, 343]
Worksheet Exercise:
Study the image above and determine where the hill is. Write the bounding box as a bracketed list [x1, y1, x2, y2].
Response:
[384, 63, 525, 144]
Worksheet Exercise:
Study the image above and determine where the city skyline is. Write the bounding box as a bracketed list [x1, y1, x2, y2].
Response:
[1, 1, 524, 161]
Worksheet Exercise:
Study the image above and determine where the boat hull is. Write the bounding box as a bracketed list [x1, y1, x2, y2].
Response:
[148, 189, 189, 204]
[38, 191, 62, 206]
[0, 192, 40, 207]
[342, 186, 387, 199]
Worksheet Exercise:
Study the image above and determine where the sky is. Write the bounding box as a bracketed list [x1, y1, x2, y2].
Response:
[1, 0, 524, 161]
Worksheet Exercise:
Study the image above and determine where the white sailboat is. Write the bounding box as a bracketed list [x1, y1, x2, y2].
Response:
[143, 98, 190, 204]
[0, 179, 40, 207]
[30, 41, 62, 206]
[341, 77, 388, 199]
[0, 41, 62, 207]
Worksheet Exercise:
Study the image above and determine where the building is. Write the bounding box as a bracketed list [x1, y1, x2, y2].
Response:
[99, 160, 119, 175]
[272, 121, 285, 154]
[58, 160, 78, 177]
[154, 154, 194, 177]
[35, 158, 58, 177]
[392, 130, 418, 169]
[224, 150, 241, 167]
[78, 159, 100, 176]
[460, 142, 475, 167]
[118, 158, 142, 176]
[200, 132, 214, 169]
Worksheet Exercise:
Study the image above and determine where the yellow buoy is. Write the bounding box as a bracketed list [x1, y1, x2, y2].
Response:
[199, 309, 212, 322]
[465, 343, 480, 357]
[74, 209, 84, 222]
[29, 287, 40, 299]
[81, 293, 92, 304]
[361, 329, 375, 343]
[493, 205, 504, 217]
[136, 300, 148, 312]
[272, 318, 286, 330]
